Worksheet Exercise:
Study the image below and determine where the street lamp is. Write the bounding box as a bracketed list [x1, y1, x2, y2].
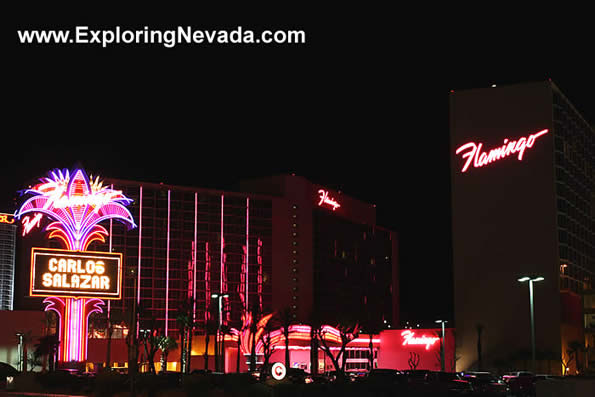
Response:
[518, 276, 544, 373]
[435, 320, 448, 371]
[211, 293, 229, 372]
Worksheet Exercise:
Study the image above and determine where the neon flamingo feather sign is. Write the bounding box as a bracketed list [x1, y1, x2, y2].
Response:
[455, 129, 548, 173]
[15, 168, 136, 363]
[15, 168, 136, 250]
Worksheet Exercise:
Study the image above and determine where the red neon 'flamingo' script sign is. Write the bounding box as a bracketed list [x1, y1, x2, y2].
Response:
[401, 330, 440, 350]
[455, 129, 548, 173]
[318, 190, 340, 211]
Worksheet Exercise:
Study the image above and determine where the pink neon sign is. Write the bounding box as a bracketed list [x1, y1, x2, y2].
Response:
[22, 213, 42, 236]
[15, 168, 135, 364]
[401, 330, 440, 350]
[317, 189, 341, 211]
[455, 129, 548, 173]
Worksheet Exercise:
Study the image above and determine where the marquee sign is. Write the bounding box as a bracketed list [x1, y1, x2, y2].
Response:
[455, 129, 549, 173]
[31, 248, 122, 299]
[14, 168, 136, 363]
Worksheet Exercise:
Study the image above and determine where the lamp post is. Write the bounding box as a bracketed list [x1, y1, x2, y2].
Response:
[518, 276, 544, 373]
[211, 293, 229, 372]
[435, 320, 447, 371]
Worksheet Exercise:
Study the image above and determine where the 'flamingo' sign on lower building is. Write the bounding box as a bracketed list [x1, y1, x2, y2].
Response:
[401, 330, 440, 350]
[317, 189, 341, 211]
[455, 129, 549, 173]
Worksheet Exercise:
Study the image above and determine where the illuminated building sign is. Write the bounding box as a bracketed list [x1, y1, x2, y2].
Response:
[31, 247, 122, 299]
[317, 189, 341, 211]
[15, 168, 135, 364]
[401, 330, 440, 350]
[271, 362, 287, 380]
[0, 213, 15, 224]
[21, 213, 42, 236]
[455, 129, 549, 173]
[15, 168, 136, 251]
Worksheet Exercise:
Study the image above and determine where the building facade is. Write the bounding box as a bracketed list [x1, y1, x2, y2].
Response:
[450, 81, 595, 374]
[239, 175, 398, 329]
[95, 179, 276, 339]
[0, 212, 17, 310]
[12, 173, 398, 371]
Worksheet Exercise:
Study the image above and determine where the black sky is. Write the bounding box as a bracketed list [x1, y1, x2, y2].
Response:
[4, 8, 594, 325]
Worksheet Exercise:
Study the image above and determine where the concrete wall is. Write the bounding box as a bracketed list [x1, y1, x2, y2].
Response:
[450, 82, 561, 372]
[0, 310, 47, 371]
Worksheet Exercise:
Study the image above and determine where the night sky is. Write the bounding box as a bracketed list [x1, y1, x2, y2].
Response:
[4, 9, 594, 326]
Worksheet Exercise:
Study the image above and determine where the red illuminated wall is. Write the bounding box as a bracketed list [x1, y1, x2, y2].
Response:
[377, 329, 455, 371]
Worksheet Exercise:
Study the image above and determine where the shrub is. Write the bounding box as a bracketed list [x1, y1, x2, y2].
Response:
[12, 373, 44, 393]
[94, 370, 126, 397]
[182, 374, 216, 397]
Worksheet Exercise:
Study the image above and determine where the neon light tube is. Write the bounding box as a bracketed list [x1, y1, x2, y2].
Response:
[165, 190, 170, 336]
[245, 197, 249, 312]
[455, 129, 549, 172]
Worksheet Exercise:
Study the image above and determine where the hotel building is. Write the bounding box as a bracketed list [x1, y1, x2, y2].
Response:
[450, 81, 595, 374]
[12, 173, 399, 371]
[0, 212, 17, 310]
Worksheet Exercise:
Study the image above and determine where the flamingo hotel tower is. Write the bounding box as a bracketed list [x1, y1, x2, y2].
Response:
[450, 81, 595, 374]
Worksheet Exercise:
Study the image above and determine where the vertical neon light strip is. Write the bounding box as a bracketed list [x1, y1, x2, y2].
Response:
[165, 190, 170, 336]
[70, 300, 75, 361]
[245, 197, 249, 312]
[136, 186, 143, 338]
[193, 192, 197, 322]
[76, 299, 82, 360]
[137, 186, 143, 305]
[220, 195, 224, 295]
[63, 299, 70, 361]
[108, 217, 112, 334]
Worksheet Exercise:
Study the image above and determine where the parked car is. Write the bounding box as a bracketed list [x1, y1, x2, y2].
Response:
[367, 368, 405, 384]
[445, 379, 475, 395]
[534, 374, 560, 381]
[403, 369, 433, 384]
[305, 374, 329, 384]
[402, 371, 474, 395]
[190, 369, 212, 375]
[502, 370, 534, 382]
[503, 371, 535, 396]
[462, 372, 509, 396]
[285, 368, 308, 383]
[0, 362, 18, 389]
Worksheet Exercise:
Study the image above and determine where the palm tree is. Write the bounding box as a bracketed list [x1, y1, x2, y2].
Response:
[204, 320, 217, 371]
[316, 323, 360, 379]
[33, 335, 59, 372]
[568, 340, 585, 374]
[89, 307, 123, 371]
[277, 307, 293, 369]
[309, 310, 323, 376]
[158, 336, 178, 373]
[259, 320, 276, 380]
[247, 302, 260, 373]
[476, 324, 484, 371]
[361, 309, 382, 372]
[175, 299, 194, 374]
[140, 331, 160, 374]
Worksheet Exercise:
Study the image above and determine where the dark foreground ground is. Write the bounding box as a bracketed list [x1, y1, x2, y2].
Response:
[2, 370, 594, 397]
